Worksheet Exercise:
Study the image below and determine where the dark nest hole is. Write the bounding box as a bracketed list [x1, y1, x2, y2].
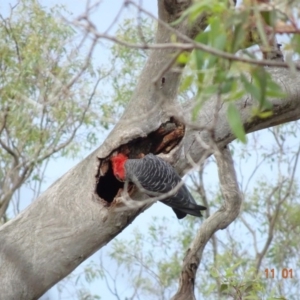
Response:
[95, 160, 124, 203]
[95, 117, 185, 204]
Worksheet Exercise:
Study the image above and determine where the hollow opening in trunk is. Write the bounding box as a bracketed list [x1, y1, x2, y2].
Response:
[95, 117, 185, 204]
[95, 160, 124, 203]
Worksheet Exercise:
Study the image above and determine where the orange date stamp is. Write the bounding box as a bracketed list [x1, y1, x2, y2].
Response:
[265, 268, 293, 279]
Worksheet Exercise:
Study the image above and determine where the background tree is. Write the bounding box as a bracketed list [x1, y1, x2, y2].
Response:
[1, 0, 300, 300]
[0, 0, 109, 223]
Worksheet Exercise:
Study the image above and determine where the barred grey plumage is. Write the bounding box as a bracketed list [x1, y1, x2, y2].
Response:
[124, 153, 206, 219]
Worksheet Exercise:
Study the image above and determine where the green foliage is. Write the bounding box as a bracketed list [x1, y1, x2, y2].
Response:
[0, 0, 100, 157]
[106, 219, 183, 299]
[0, 0, 108, 219]
[227, 103, 247, 143]
[175, 0, 289, 142]
[101, 18, 154, 121]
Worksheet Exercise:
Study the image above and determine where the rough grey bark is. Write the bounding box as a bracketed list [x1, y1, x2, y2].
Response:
[0, 1, 207, 299]
[0, 1, 300, 300]
[176, 66, 300, 174]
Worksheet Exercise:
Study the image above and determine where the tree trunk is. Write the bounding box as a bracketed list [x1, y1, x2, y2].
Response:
[1, 1, 300, 299]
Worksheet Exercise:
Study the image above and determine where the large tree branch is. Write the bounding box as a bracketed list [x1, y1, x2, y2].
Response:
[175, 66, 300, 175]
[0, 1, 208, 299]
